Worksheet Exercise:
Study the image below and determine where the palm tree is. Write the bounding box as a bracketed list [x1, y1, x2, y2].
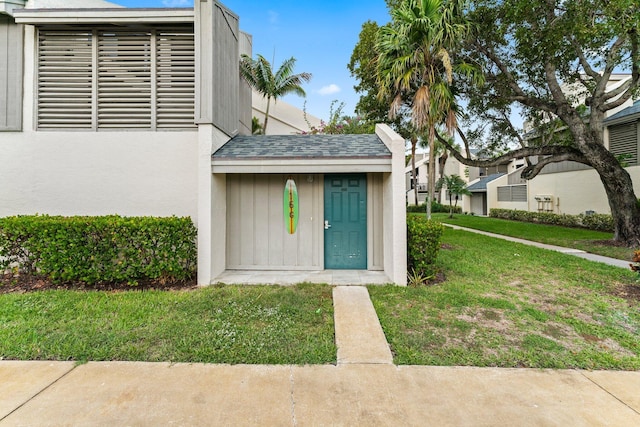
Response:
[376, 0, 469, 219]
[240, 54, 311, 134]
[437, 174, 470, 217]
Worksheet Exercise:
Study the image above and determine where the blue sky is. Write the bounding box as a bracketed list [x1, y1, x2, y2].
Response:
[111, 0, 391, 121]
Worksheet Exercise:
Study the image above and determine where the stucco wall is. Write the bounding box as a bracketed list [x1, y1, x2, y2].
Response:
[486, 174, 528, 212]
[486, 166, 640, 215]
[0, 131, 199, 218]
[526, 166, 640, 215]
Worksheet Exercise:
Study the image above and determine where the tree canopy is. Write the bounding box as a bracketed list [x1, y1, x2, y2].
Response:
[351, 0, 640, 245]
[240, 54, 311, 134]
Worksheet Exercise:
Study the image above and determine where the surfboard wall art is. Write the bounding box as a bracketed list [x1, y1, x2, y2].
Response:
[284, 177, 299, 234]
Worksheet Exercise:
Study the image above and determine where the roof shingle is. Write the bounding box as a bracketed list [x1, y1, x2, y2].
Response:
[466, 173, 506, 192]
[213, 134, 391, 160]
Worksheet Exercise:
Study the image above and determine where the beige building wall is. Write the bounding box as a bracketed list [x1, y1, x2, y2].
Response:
[486, 166, 640, 215]
[252, 91, 322, 135]
[0, 23, 199, 219]
[486, 174, 528, 212]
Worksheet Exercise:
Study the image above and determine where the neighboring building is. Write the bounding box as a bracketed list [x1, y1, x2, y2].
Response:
[487, 83, 640, 216]
[1, 0, 407, 285]
[405, 152, 468, 206]
[405, 148, 511, 216]
[463, 173, 505, 216]
[251, 91, 322, 135]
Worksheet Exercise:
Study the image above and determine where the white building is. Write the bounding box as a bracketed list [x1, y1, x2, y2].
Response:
[0, 0, 407, 285]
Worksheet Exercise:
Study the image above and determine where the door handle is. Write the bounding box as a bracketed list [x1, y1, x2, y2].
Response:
[324, 220, 332, 230]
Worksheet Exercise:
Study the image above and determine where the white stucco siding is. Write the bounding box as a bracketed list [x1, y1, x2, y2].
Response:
[0, 132, 199, 218]
[527, 166, 640, 215]
[486, 166, 640, 216]
[486, 174, 528, 212]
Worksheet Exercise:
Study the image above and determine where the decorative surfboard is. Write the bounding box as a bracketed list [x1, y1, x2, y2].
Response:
[284, 177, 299, 234]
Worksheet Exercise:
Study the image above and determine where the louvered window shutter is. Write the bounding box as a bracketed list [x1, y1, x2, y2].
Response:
[37, 30, 93, 129]
[609, 123, 638, 166]
[97, 30, 152, 128]
[37, 26, 195, 130]
[156, 29, 195, 129]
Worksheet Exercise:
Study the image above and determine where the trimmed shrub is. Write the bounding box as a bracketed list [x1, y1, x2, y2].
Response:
[0, 215, 197, 285]
[407, 215, 444, 278]
[489, 209, 614, 232]
[406, 200, 462, 214]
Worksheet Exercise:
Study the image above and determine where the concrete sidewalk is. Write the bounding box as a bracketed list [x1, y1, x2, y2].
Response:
[2, 286, 640, 425]
[2, 361, 640, 426]
[445, 223, 631, 269]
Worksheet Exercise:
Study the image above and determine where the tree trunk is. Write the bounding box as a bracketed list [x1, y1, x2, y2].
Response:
[427, 137, 436, 220]
[594, 157, 640, 247]
[263, 96, 272, 134]
[410, 137, 418, 206]
[437, 150, 448, 203]
[577, 127, 640, 247]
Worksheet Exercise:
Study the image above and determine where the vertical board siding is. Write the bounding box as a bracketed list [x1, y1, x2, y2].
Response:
[212, 3, 239, 136]
[238, 31, 252, 135]
[226, 174, 322, 269]
[369, 173, 384, 269]
[0, 17, 23, 131]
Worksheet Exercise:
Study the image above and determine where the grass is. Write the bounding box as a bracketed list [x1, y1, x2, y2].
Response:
[429, 212, 634, 261]
[0, 284, 335, 364]
[369, 227, 640, 369]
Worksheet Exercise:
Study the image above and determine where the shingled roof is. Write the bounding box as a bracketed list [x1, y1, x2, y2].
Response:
[213, 134, 391, 160]
[605, 99, 640, 124]
[466, 173, 505, 192]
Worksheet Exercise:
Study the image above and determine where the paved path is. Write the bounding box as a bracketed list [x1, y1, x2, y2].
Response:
[333, 286, 393, 365]
[445, 223, 631, 268]
[2, 254, 639, 425]
[2, 360, 640, 426]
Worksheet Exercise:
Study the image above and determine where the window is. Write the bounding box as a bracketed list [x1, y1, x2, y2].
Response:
[609, 122, 638, 167]
[37, 26, 195, 130]
[497, 185, 527, 202]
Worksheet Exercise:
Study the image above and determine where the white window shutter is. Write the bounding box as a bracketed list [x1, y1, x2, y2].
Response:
[97, 30, 152, 128]
[156, 29, 195, 129]
[37, 30, 93, 129]
[38, 25, 195, 130]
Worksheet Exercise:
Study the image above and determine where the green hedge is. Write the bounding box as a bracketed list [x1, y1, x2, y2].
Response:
[407, 215, 444, 278]
[0, 215, 197, 285]
[489, 209, 614, 232]
[406, 200, 462, 214]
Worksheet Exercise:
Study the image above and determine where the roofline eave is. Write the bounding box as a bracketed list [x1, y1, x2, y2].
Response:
[211, 158, 393, 174]
[13, 8, 194, 24]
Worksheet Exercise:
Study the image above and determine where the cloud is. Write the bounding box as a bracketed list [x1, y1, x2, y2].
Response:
[268, 10, 279, 25]
[318, 84, 341, 96]
[162, 0, 191, 7]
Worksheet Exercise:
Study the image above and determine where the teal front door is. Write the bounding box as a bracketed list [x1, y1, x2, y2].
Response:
[324, 174, 367, 269]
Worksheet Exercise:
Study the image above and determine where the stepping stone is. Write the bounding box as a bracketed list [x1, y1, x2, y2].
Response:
[333, 286, 393, 365]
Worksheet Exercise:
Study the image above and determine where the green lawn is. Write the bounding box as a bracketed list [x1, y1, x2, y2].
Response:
[428, 212, 634, 261]
[369, 227, 640, 369]
[0, 284, 335, 364]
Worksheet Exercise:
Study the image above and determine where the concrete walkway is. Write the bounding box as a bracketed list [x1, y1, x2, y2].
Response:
[2, 284, 640, 426]
[445, 223, 631, 269]
[2, 361, 640, 426]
